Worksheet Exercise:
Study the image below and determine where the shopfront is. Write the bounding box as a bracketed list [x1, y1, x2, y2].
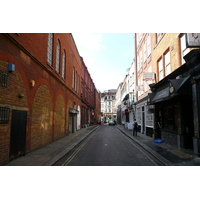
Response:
[148, 64, 194, 150]
[146, 48, 200, 156]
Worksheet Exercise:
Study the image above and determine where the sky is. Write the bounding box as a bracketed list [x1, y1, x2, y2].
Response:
[72, 33, 134, 92]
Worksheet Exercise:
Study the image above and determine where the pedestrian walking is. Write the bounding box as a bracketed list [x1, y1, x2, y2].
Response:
[132, 119, 138, 136]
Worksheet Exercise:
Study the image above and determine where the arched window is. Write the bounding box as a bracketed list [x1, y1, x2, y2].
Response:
[61, 50, 66, 79]
[47, 33, 53, 66]
[56, 40, 60, 73]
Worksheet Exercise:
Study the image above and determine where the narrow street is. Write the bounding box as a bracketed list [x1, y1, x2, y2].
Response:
[54, 124, 164, 166]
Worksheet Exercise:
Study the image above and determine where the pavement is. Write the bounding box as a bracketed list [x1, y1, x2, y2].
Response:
[4, 125, 100, 166]
[4, 124, 200, 166]
[116, 124, 200, 166]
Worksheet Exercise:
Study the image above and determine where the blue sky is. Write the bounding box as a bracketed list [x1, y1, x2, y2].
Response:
[72, 33, 134, 92]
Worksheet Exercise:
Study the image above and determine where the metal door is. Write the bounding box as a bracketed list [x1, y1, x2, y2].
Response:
[10, 110, 27, 159]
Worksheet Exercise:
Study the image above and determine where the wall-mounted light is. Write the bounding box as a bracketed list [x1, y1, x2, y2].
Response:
[18, 93, 24, 98]
[8, 63, 15, 72]
[30, 80, 35, 87]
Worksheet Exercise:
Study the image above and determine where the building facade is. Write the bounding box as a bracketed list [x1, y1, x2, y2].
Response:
[135, 33, 154, 136]
[80, 57, 98, 127]
[100, 90, 117, 123]
[133, 33, 200, 155]
[147, 33, 199, 153]
[0, 33, 100, 165]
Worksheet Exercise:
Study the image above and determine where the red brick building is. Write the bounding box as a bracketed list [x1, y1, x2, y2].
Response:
[80, 57, 100, 126]
[0, 33, 100, 165]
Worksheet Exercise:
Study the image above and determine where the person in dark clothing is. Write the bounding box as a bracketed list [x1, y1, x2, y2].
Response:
[132, 119, 138, 136]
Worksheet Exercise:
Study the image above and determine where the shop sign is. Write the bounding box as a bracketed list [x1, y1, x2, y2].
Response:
[69, 108, 79, 114]
[186, 33, 200, 48]
[152, 87, 169, 102]
[143, 72, 155, 81]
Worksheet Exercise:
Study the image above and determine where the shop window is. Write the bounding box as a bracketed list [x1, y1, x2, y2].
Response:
[163, 105, 178, 130]
[0, 107, 10, 124]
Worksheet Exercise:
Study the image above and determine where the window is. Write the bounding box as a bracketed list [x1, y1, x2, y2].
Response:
[180, 34, 190, 65]
[156, 33, 162, 43]
[56, 40, 60, 73]
[140, 50, 143, 69]
[61, 50, 66, 79]
[75, 71, 78, 91]
[72, 67, 75, 89]
[144, 42, 147, 62]
[47, 33, 53, 66]
[158, 58, 163, 81]
[77, 75, 79, 94]
[163, 105, 178, 130]
[0, 69, 8, 87]
[164, 50, 171, 76]
[136, 107, 141, 125]
[0, 107, 10, 124]
[147, 34, 151, 56]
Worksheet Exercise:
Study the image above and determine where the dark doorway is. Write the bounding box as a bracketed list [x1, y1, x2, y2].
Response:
[182, 97, 194, 149]
[10, 110, 27, 160]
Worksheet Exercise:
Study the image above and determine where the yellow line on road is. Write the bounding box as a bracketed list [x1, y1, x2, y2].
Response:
[62, 140, 88, 166]
[62, 129, 98, 166]
[121, 134, 158, 166]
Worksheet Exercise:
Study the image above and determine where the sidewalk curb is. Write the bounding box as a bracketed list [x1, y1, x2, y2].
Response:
[116, 125, 172, 166]
[43, 125, 100, 166]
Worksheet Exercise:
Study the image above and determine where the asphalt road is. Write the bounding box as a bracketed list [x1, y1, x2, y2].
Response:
[54, 125, 163, 166]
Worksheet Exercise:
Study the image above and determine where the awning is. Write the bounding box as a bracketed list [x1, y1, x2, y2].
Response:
[148, 76, 191, 104]
[122, 94, 129, 101]
[169, 76, 191, 95]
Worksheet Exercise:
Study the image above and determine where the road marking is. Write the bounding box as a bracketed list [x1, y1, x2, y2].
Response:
[121, 133, 158, 166]
[62, 140, 89, 166]
[62, 129, 98, 166]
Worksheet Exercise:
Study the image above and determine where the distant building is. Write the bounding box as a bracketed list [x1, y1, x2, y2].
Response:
[100, 89, 117, 122]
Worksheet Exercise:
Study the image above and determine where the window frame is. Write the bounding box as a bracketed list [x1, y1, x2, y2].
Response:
[72, 67, 75, 89]
[164, 50, 171, 76]
[180, 34, 190, 65]
[47, 33, 53, 66]
[158, 58, 163, 81]
[61, 50, 66, 79]
[56, 40, 61, 73]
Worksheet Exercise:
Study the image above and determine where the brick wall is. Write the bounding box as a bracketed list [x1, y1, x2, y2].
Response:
[31, 84, 53, 151]
[152, 33, 182, 81]
[0, 60, 28, 164]
[0, 33, 96, 165]
[54, 94, 65, 140]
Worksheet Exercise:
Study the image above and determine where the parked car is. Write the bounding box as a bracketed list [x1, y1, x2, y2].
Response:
[108, 120, 115, 126]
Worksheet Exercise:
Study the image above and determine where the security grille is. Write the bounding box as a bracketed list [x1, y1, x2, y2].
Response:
[0, 69, 8, 87]
[0, 107, 10, 124]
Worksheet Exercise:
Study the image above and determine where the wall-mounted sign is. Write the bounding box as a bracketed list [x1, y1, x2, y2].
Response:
[143, 72, 155, 81]
[69, 108, 79, 114]
[185, 33, 200, 48]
